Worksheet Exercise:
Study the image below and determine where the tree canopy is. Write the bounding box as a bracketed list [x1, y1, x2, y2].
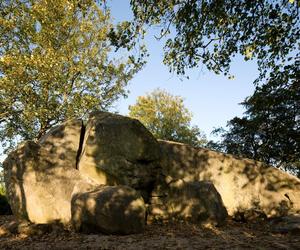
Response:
[130, 0, 299, 80]
[129, 89, 206, 147]
[0, 0, 143, 150]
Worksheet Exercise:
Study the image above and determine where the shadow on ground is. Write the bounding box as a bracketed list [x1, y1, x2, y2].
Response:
[0, 215, 299, 250]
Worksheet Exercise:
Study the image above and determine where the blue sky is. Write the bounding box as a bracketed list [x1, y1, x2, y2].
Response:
[110, 1, 258, 139]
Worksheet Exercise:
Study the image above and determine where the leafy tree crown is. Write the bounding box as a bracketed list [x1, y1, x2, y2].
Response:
[129, 89, 206, 147]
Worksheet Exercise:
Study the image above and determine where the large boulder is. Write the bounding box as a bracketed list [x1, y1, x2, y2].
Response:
[3, 141, 96, 224]
[78, 111, 161, 199]
[149, 180, 228, 225]
[157, 140, 300, 219]
[39, 119, 84, 169]
[71, 185, 146, 234]
[9, 110, 300, 231]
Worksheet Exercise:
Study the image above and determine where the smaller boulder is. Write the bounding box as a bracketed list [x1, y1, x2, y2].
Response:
[149, 180, 228, 226]
[71, 185, 146, 234]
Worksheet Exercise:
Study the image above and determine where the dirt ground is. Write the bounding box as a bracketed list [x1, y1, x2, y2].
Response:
[0, 215, 299, 250]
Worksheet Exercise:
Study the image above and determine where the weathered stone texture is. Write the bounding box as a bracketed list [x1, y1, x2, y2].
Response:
[3, 141, 95, 224]
[39, 119, 83, 169]
[3, 112, 300, 234]
[149, 180, 228, 225]
[156, 140, 300, 219]
[71, 185, 146, 234]
[78, 112, 161, 197]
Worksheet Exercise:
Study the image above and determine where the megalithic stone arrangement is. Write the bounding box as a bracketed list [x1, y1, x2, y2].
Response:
[3, 111, 300, 234]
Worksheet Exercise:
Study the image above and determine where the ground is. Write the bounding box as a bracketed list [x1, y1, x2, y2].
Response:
[0, 215, 299, 249]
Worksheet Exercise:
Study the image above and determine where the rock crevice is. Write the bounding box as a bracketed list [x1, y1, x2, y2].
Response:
[75, 120, 86, 170]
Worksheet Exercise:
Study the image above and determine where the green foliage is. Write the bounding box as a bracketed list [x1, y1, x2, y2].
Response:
[0, 0, 144, 150]
[0, 172, 6, 199]
[129, 89, 206, 147]
[131, 0, 299, 81]
[0, 185, 5, 196]
[0, 166, 5, 196]
[212, 67, 300, 177]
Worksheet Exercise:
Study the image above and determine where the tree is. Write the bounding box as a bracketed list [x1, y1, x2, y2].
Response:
[214, 67, 300, 177]
[129, 89, 206, 147]
[0, 0, 143, 150]
[130, 0, 299, 82]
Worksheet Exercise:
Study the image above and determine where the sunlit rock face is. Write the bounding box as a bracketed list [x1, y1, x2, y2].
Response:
[38, 119, 83, 169]
[149, 180, 228, 225]
[3, 141, 95, 224]
[156, 140, 300, 219]
[71, 185, 146, 234]
[78, 111, 161, 199]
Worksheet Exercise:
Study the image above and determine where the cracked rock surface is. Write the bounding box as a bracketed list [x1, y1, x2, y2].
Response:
[78, 111, 161, 199]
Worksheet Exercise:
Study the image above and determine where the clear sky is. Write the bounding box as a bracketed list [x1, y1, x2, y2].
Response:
[110, 1, 258, 140]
